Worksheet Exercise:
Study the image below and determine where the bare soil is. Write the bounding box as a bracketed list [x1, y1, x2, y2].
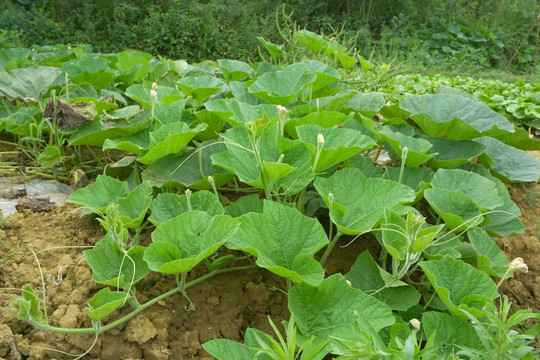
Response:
[0, 183, 538, 360]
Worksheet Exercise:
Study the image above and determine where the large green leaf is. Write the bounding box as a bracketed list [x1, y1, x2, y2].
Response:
[62, 57, 118, 89]
[289, 274, 394, 342]
[1, 106, 41, 136]
[142, 140, 234, 189]
[0, 66, 61, 103]
[84, 233, 150, 289]
[227, 200, 328, 285]
[115, 182, 153, 229]
[314, 168, 415, 234]
[177, 75, 225, 108]
[296, 29, 329, 52]
[212, 123, 314, 195]
[431, 169, 503, 211]
[290, 60, 340, 96]
[468, 227, 510, 277]
[144, 211, 238, 274]
[344, 92, 386, 117]
[345, 251, 421, 311]
[248, 64, 316, 105]
[423, 136, 487, 169]
[217, 59, 255, 81]
[66, 175, 130, 213]
[475, 137, 540, 182]
[0, 48, 31, 71]
[102, 129, 150, 155]
[203, 339, 258, 360]
[348, 154, 384, 178]
[424, 188, 485, 231]
[204, 99, 278, 126]
[284, 111, 352, 138]
[383, 166, 433, 199]
[148, 190, 224, 226]
[125, 84, 184, 109]
[419, 256, 498, 317]
[465, 163, 524, 237]
[191, 109, 226, 141]
[380, 126, 436, 167]
[224, 194, 264, 217]
[291, 90, 356, 114]
[401, 94, 515, 140]
[297, 124, 376, 173]
[114, 50, 152, 87]
[137, 122, 207, 165]
[422, 312, 481, 353]
[68, 113, 151, 147]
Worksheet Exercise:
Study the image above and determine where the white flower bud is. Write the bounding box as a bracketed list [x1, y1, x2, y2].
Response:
[409, 318, 421, 331]
[317, 133, 325, 148]
[185, 189, 192, 211]
[346, 280, 352, 286]
[277, 105, 287, 117]
[151, 82, 158, 99]
[510, 257, 528, 273]
[402, 146, 409, 157]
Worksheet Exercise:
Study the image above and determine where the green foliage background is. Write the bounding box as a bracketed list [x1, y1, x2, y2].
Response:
[1, 0, 539, 71]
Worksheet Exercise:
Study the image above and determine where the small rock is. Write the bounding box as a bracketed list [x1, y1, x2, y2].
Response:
[58, 304, 81, 328]
[0, 324, 21, 360]
[2, 186, 26, 199]
[180, 330, 201, 354]
[206, 296, 220, 306]
[16, 197, 55, 212]
[220, 322, 239, 340]
[245, 282, 270, 305]
[144, 346, 172, 360]
[199, 327, 218, 344]
[125, 316, 158, 345]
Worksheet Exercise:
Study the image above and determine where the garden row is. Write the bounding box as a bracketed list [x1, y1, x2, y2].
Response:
[1, 34, 540, 358]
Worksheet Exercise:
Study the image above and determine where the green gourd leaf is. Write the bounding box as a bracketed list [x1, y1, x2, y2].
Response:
[226, 200, 328, 285]
[144, 211, 238, 274]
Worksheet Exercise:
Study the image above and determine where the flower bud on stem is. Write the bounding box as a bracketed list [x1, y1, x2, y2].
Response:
[312, 133, 325, 172]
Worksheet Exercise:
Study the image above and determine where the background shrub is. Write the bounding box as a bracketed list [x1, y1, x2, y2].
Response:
[0, 0, 538, 73]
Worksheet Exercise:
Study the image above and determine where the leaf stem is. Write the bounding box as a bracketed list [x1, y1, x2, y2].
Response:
[24, 265, 253, 335]
[397, 146, 408, 184]
[319, 231, 341, 267]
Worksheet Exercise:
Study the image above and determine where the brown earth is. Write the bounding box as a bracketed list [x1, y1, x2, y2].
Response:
[0, 183, 538, 359]
[498, 183, 540, 312]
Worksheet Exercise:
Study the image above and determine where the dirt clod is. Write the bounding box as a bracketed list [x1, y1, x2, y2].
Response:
[0, 324, 21, 360]
[16, 197, 56, 212]
[125, 316, 158, 345]
[1, 186, 26, 200]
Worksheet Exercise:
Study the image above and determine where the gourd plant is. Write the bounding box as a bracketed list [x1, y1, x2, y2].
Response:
[3, 40, 540, 359]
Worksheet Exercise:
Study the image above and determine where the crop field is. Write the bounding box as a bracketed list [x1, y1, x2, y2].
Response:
[0, 30, 539, 360]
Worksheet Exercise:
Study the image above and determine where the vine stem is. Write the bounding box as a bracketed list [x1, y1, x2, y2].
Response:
[319, 231, 341, 267]
[25, 265, 253, 335]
